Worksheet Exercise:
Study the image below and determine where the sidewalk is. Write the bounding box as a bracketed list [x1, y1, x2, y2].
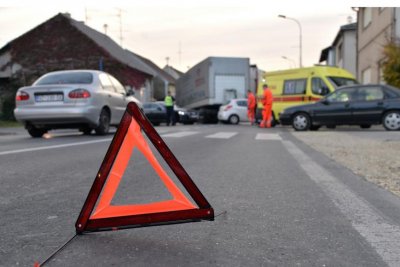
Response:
[0, 126, 25, 136]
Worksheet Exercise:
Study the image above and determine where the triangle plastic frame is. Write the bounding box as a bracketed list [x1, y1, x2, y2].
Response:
[75, 102, 214, 234]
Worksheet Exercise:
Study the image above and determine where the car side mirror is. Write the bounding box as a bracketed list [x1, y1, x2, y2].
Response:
[157, 107, 163, 111]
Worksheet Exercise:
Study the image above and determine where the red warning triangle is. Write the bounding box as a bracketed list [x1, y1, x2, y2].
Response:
[75, 102, 214, 234]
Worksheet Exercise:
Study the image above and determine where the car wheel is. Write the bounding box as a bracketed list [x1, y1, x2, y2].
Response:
[228, 115, 240, 125]
[360, 124, 371, 129]
[95, 109, 110, 135]
[383, 111, 400, 131]
[292, 113, 311, 131]
[27, 125, 47, 138]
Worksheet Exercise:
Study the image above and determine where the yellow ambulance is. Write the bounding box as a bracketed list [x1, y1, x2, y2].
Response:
[256, 66, 357, 124]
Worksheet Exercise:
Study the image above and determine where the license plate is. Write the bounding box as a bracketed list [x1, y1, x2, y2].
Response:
[35, 94, 64, 102]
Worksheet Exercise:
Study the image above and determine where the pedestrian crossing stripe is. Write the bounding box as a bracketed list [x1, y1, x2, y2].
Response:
[161, 131, 198, 138]
[205, 132, 238, 139]
[255, 133, 282, 140]
[158, 131, 282, 140]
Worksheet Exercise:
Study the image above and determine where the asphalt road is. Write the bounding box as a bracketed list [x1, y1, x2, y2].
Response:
[1, 124, 400, 266]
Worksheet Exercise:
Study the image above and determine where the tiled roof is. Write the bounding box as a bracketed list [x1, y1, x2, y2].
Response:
[64, 13, 156, 77]
[128, 51, 176, 83]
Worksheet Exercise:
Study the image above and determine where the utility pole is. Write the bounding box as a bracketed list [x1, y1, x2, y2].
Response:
[103, 24, 108, 35]
[85, 8, 88, 23]
[178, 41, 182, 67]
[117, 8, 123, 47]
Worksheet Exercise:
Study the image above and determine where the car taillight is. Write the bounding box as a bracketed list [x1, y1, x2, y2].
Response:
[68, 89, 91, 99]
[16, 91, 29, 101]
[224, 105, 232, 111]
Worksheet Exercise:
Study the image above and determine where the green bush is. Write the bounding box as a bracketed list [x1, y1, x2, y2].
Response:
[0, 78, 24, 121]
[1, 93, 16, 121]
[382, 42, 400, 88]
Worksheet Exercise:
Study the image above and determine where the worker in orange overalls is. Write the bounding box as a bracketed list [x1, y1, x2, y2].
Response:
[247, 90, 256, 125]
[260, 84, 273, 128]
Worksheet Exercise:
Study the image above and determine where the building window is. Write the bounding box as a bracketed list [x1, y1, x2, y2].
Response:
[362, 67, 372, 84]
[363, 7, 372, 29]
[338, 43, 343, 61]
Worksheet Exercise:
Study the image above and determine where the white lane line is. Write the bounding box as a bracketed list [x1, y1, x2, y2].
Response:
[255, 133, 282, 140]
[0, 138, 112, 156]
[205, 132, 237, 139]
[160, 131, 198, 138]
[154, 128, 172, 134]
[283, 140, 400, 267]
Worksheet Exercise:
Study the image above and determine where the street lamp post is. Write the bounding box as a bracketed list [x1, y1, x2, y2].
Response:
[278, 14, 302, 68]
[281, 56, 296, 68]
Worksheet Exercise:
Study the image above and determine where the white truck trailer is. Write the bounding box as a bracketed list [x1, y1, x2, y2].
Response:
[176, 57, 251, 123]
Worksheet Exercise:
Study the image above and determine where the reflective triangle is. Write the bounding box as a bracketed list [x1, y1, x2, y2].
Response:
[75, 102, 214, 234]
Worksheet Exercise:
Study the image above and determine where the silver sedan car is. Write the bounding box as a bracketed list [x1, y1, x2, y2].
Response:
[14, 70, 142, 137]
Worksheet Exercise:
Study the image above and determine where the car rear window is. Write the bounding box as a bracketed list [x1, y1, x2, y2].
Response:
[35, 72, 93, 85]
[236, 100, 247, 107]
[385, 85, 400, 98]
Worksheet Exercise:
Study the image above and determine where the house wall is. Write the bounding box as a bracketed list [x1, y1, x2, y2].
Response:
[358, 7, 394, 83]
[396, 8, 400, 38]
[320, 24, 356, 78]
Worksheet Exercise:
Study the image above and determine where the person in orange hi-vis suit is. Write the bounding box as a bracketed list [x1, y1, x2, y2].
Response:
[247, 90, 256, 125]
[260, 84, 273, 128]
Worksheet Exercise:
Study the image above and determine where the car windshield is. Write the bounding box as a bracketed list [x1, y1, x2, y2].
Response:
[34, 72, 93, 85]
[327, 76, 358, 88]
[325, 88, 356, 102]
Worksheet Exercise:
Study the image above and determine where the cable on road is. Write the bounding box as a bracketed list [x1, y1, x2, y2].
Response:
[215, 210, 227, 218]
[35, 233, 78, 267]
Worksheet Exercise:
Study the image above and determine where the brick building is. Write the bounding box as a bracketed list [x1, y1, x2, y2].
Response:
[0, 13, 156, 103]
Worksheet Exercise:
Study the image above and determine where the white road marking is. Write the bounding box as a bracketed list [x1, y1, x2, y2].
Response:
[283, 140, 400, 267]
[160, 131, 198, 138]
[0, 138, 112, 156]
[255, 133, 282, 140]
[205, 132, 237, 139]
[154, 128, 172, 134]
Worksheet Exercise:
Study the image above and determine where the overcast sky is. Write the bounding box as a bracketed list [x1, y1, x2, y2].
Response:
[0, 0, 397, 72]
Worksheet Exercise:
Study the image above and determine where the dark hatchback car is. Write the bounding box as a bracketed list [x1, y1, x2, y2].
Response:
[142, 102, 167, 126]
[155, 101, 198, 125]
[279, 84, 400, 131]
[143, 102, 199, 126]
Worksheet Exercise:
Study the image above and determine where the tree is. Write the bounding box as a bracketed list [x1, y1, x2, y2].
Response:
[382, 41, 400, 88]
